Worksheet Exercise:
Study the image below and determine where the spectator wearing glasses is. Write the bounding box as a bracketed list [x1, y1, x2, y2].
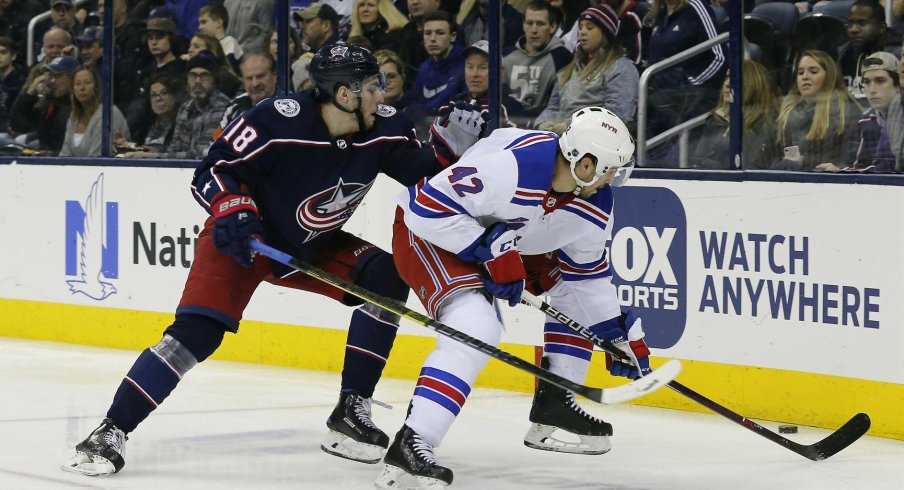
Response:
[9, 54, 77, 154]
[155, 50, 231, 159]
[60, 65, 130, 157]
[837, 0, 901, 106]
[375, 49, 407, 108]
[128, 15, 187, 147]
[119, 73, 186, 157]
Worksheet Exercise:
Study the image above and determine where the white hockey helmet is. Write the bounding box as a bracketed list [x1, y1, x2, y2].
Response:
[558, 107, 636, 189]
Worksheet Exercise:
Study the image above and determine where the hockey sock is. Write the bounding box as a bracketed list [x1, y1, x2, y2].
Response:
[543, 320, 594, 384]
[406, 290, 503, 447]
[107, 315, 224, 433]
[106, 344, 185, 433]
[341, 305, 398, 398]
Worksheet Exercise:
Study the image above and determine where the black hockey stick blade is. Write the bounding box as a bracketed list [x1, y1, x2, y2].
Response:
[521, 291, 871, 461]
[669, 380, 871, 461]
[249, 240, 680, 405]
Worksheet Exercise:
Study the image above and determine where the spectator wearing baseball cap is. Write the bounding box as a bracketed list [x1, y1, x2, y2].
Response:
[437, 39, 525, 130]
[126, 13, 187, 148]
[534, 4, 638, 134]
[9, 54, 77, 154]
[76, 26, 103, 71]
[294, 3, 342, 52]
[821, 51, 901, 172]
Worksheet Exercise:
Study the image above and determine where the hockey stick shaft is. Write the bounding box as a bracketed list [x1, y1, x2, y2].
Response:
[521, 290, 870, 461]
[249, 240, 674, 405]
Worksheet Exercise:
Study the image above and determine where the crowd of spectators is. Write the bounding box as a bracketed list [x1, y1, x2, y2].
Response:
[0, 0, 901, 172]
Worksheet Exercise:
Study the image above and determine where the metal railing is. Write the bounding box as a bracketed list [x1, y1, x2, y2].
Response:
[26, 0, 91, 66]
[637, 32, 729, 167]
[646, 112, 711, 169]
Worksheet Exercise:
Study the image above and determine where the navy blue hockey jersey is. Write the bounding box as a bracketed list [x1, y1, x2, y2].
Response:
[192, 90, 443, 274]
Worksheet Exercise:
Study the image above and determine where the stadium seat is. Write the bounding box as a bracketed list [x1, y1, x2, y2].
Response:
[744, 2, 799, 90]
[812, 0, 856, 18]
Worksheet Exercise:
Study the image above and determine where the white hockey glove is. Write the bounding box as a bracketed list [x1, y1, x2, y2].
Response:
[430, 101, 489, 158]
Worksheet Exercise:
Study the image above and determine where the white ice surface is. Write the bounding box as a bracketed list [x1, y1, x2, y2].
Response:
[1, 338, 901, 490]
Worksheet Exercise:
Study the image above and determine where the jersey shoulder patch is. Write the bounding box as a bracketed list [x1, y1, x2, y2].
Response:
[377, 104, 397, 117]
[273, 98, 301, 117]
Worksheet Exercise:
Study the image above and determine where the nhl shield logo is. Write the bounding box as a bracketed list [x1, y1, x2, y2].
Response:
[274, 98, 300, 117]
[336, 139, 347, 149]
[377, 104, 396, 117]
[546, 197, 557, 207]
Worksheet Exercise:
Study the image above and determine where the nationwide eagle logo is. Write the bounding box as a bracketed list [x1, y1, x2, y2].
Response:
[65, 174, 118, 300]
[296, 178, 375, 242]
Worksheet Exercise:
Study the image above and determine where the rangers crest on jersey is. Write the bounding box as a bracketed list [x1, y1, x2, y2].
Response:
[274, 98, 301, 117]
[377, 104, 396, 117]
[296, 178, 375, 242]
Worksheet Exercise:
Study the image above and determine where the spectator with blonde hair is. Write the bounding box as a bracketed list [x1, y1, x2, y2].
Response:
[60, 65, 130, 156]
[374, 49, 407, 107]
[771, 50, 860, 170]
[690, 60, 780, 169]
[350, 0, 410, 53]
[533, 4, 638, 133]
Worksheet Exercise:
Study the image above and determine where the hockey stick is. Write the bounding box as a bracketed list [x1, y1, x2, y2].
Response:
[249, 239, 681, 405]
[520, 290, 871, 461]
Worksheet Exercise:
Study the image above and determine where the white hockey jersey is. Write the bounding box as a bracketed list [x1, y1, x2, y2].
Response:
[398, 127, 622, 325]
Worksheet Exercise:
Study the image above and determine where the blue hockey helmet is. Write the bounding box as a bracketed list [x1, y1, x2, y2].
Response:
[308, 42, 384, 103]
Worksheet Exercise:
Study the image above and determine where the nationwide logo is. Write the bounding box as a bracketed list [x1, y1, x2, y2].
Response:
[609, 187, 687, 348]
[65, 174, 119, 300]
[296, 178, 374, 242]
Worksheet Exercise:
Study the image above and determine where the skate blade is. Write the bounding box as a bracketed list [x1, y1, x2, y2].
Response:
[61, 452, 116, 476]
[321, 429, 384, 464]
[523, 423, 611, 455]
[374, 464, 449, 489]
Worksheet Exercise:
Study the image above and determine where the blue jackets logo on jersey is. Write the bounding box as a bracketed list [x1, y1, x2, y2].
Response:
[65, 174, 119, 300]
[296, 178, 374, 242]
[610, 187, 686, 348]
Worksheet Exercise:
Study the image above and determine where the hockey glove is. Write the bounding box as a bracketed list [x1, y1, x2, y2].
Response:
[596, 311, 652, 380]
[210, 192, 264, 267]
[458, 223, 527, 307]
[430, 101, 490, 159]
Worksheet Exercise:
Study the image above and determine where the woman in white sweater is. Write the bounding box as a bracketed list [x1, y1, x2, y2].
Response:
[59, 66, 129, 157]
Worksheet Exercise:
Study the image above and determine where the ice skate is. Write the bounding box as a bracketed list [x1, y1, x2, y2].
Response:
[523, 359, 613, 455]
[375, 424, 452, 489]
[321, 390, 389, 464]
[62, 418, 127, 476]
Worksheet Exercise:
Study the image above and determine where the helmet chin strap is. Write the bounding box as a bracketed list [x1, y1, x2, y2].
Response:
[331, 89, 367, 132]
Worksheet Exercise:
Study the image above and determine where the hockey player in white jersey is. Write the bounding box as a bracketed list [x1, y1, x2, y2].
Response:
[376, 107, 647, 488]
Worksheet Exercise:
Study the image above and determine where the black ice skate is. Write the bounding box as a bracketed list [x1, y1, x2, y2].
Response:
[62, 418, 128, 476]
[321, 390, 389, 464]
[375, 424, 453, 489]
[523, 358, 613, 455]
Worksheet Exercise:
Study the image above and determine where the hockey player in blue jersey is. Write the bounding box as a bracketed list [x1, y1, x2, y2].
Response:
[63, 41, 487, 476]
[375, 107, 645, 488]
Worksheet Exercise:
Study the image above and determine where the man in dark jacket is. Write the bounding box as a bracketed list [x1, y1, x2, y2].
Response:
[836, 0, 902, 107]
[9, 54, 77, 154]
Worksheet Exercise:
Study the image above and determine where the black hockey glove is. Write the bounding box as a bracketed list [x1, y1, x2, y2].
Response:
[210, 192, 264, 267]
